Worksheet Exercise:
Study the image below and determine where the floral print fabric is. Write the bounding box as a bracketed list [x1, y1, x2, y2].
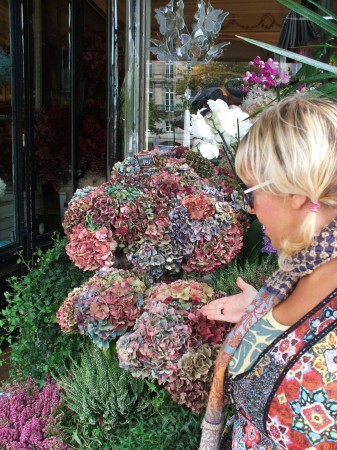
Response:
[229, 288, 337, 449]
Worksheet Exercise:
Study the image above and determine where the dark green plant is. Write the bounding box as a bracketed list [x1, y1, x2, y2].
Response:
[207, 254, 278, 295]
[0, 234, 92, 385]
[184, 149, 215, 178]
[148, 97, 165, 136]
[109, 401, 202, 450]
[58, 345, 153, 431]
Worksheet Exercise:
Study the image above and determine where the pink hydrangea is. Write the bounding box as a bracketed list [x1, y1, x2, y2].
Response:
[65, 224, 117, 271]
[117, 279, 229, 412]
[56, 286, 84, 332]
[57, 268, 147, 349]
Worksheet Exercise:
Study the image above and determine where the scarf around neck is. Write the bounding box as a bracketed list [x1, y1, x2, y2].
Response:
[204, 217, 337, 426]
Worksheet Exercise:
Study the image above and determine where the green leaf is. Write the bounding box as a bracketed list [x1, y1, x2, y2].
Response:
[239, 219, 264, 264]
[276, 0, 337, 37]
[236, 35, 337, 75]
[293, 0, 337, 26]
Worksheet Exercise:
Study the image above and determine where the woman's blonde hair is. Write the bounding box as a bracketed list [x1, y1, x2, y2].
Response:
[235, 94, 337, 263]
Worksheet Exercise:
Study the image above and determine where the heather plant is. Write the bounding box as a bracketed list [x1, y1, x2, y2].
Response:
[58, 344, 153, 431]
[0, 235, 92, 385]
[0, 376, 70, 450]
[60, 380, 202, 450]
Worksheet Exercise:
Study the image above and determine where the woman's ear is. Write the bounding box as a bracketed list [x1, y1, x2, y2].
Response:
[289, 194, 308, 210]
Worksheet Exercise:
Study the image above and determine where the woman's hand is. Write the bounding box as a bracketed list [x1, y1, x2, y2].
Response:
[201, 277, 257, 323]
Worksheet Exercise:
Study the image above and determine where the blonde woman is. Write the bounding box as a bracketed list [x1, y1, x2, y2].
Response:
[200, 95, 337, 449]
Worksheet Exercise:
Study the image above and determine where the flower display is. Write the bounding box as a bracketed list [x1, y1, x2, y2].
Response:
[63, 151, 245, 277]
[65, 224, 117, 271]
[117, 279, 229, 413]
[241, 56, 291, 116]
[56, 267, 147, 349]
[190, 98, 252, 161]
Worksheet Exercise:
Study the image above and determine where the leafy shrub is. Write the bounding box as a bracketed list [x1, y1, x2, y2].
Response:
[0, 235, 92, 385]
[110, 400, 202, 450]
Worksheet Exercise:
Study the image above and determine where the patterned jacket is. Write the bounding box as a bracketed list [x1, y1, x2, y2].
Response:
[229, 288, 337, 449]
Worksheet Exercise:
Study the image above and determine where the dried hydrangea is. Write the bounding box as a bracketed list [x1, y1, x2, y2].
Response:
[64, 152, 246, 278]
[56, 286, 85, 333]
[128, 238, 183, 279]
[68, 186, 96, 205]
[164, 344, 220, 413]
[181, 194, 216, 220]
[57, 268, 146, 349]
[117, 302, 191, 384]
[184, 222, 244, 273]
[145, 280, 215, 308]
[65, 224, 117, 271]
[183, 150, 215, 178]
[164, 377, 209, 414]
[117, 279, 229, 412]
[62, 196, 91, 236]
[112, 156, 141, 177]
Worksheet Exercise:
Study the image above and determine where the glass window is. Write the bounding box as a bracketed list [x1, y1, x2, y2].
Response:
[33, 0, 107, 234]
[165, 120, 172, 132]
[165, 61, 174, 79]
[165, 88, 174, 112]
[0, 0, 14, 248]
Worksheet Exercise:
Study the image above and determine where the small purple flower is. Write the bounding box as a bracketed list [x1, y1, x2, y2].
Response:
[261, 225, 277, 254]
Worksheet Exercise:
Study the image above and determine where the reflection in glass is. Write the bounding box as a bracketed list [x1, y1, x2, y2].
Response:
[33, 0, 107, 234]
[0, 0, 14, 248]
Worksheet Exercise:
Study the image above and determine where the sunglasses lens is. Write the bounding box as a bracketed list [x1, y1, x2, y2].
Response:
[240, 183, 254, 210]
[244, 192, 254, 210]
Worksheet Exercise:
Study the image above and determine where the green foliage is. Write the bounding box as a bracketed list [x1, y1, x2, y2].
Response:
[148, 98, 165, 135]
[58, 345, 201, 449]
[58, 345, 153, 430]
[208, 254, 278, 295]
[238, 218, 265, 264]
[0, 235, 92, 385]
[109, 402, 202, 450]
[60, 362, 202, 450]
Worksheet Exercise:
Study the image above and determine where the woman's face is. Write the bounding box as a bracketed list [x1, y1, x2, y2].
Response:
[245, 183, 301, 250]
